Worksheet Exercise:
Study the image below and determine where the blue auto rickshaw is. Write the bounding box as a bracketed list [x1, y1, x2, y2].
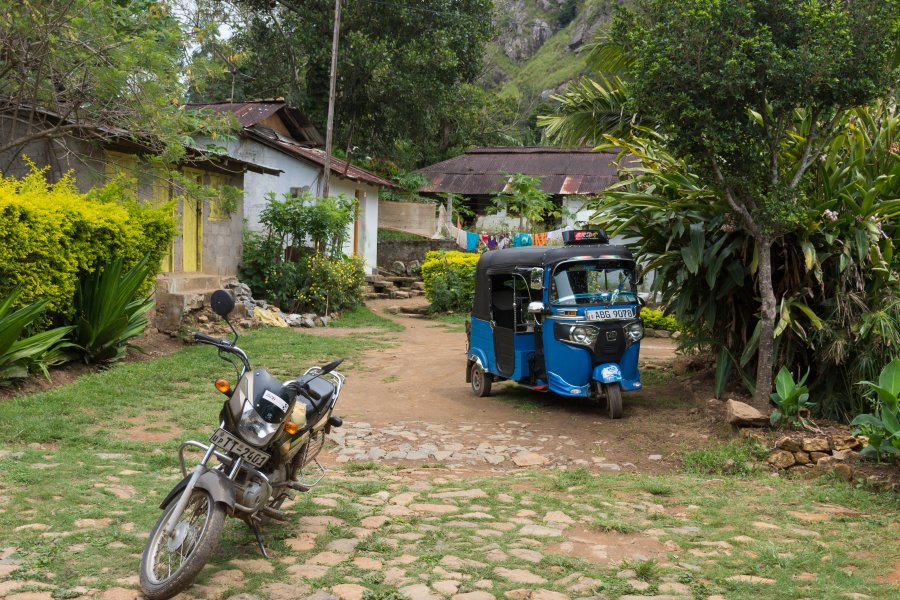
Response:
[465, 230, 644, 418]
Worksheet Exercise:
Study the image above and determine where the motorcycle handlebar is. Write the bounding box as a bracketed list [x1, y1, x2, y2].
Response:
[193, 332, 228, 346]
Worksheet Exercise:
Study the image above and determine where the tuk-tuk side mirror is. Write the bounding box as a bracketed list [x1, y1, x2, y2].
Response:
[638, 296, 647, 307]
[530, 267, 543, 290]
[527, 301, 545, 314]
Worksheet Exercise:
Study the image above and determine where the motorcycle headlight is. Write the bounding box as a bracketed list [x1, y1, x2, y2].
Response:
[238, 403, 279, 446]
[569, 325, 599, 346]
[624, 321, 644, 344]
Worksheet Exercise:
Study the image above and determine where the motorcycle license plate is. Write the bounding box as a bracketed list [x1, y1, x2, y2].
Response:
[585, 308, 635, 321]
[209, 428, 270, 468]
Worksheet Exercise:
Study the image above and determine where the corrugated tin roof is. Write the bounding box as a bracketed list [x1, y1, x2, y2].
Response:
[417, 147, 632, 195]
[243, 129, 395, 189]
[187, 101, 324, 146]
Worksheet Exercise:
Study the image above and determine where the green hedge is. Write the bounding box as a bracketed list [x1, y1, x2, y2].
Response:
[421, 250, 479, 312]
[641, 308, 678, 331]
[0, 168, 175, 328]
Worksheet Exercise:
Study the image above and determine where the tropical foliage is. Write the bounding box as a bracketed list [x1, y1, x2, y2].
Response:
[0, 288, 72, 386]
[589, 99, 900, 420]
[769, 367, 815, 429]
[851, 360, 900, 461]
[71, 258, 156, 365]
[490, 173, 560, 231]
[543, 0, 900, 413]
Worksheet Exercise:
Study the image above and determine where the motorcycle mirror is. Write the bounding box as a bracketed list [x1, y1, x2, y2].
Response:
[210, 290, 235, 317]
[527, 301, 545, 314]
[320, 358, 345, 374]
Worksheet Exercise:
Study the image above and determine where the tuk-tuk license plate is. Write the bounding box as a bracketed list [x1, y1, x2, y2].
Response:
[209, 428, 270, 468]
[586, 308, 635, 321]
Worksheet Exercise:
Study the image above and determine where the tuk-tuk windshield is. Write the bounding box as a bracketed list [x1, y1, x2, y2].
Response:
[550, 261, 637, 306]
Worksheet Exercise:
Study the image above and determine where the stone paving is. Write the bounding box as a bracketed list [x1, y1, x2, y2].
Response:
[331, 422, 635, 472]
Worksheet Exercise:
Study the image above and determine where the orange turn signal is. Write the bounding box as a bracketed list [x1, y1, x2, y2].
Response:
[283, 421, 300, 435]
[214, 378, 232, 394]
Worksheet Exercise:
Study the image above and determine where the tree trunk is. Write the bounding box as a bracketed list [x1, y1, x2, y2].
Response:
[752, 235, 777, 411]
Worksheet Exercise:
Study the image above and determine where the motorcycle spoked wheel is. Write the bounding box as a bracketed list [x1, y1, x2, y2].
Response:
[139, 488, 226, 600]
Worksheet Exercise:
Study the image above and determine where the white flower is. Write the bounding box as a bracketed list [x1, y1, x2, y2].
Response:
[823, 209, 838, 222]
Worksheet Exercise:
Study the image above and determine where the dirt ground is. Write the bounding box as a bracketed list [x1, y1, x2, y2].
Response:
[325, 298, 727, 474]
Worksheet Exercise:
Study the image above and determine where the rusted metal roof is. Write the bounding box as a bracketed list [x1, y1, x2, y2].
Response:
[187, 101, 324, 147]
[243, 128, 395, 189]
[417, 147, 631, 195]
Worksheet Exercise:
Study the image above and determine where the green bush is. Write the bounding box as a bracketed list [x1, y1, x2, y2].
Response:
[71, 257, 155, 364]
[0, 166, 175, 328]
[421, 250, 479, 313]
[640, 308, 678, 331]
[294, 254, 365, 315]
[0, 287, 72, 386]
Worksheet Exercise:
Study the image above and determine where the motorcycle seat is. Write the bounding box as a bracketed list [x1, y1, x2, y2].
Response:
[294, 376, 335, 420]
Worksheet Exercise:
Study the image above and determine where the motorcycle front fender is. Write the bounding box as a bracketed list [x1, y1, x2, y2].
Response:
[159, 468, 236, 511]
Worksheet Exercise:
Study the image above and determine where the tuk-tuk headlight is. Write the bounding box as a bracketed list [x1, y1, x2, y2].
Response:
[625, 321, 644, 344]
[569, 325, 599, 346]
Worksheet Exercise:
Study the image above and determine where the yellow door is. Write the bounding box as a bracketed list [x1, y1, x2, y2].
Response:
[182, 169, 203, 272]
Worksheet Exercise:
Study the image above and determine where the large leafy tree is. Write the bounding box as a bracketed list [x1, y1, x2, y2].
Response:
[188, 0, 497, 167]
[548, 0, 899, 410]
[0, 0, 232, 163]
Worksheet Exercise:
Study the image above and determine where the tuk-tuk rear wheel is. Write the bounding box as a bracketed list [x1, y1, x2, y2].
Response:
[603, 382, 623, 419]
[471, 364, 492, 397]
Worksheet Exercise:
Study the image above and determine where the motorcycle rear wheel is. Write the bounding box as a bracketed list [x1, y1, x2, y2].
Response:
[139, 488, 226, 600]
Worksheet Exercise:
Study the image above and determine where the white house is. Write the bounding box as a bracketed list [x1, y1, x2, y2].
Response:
[189, 101, 394, 274]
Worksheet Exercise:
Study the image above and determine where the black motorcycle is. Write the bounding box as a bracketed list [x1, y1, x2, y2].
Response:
[139, 290, 345, 599]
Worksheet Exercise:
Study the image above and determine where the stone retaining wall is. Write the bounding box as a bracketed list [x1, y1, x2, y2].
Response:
[377, 240, 458, 270]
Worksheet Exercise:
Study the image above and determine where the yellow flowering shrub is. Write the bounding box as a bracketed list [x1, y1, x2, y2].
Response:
[421, 250, 479, 312]
[294, 254, 365, 314]
[0, 166, 175, 327]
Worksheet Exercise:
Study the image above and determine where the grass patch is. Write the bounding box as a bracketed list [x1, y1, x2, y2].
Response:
[335, 306, 404, 332]
[377, 228, 429, 242]
[680, 440, 767, 476]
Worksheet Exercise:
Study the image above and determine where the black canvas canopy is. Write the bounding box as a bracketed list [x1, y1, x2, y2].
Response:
[471, 244, 635, 320]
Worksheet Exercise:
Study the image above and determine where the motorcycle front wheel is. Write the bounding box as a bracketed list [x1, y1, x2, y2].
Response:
[139, 488, 226, 600]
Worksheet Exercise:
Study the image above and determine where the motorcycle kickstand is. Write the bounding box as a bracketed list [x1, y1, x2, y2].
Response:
[248, 519, 270, 559]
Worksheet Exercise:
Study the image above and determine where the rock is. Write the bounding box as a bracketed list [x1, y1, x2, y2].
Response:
[519, 524, 563, 537]
[495, 568, 547, 584]
[512, 452, 549, 467]
[452, 593, 495, 600]
[544, 511, 574, 525]
[775, 436, 802, 452]
[391, 261, 407, 276]
[767, 450, 796, 469]
[332, 584, 369, 600]
[288, 564, 329, 579]
[832, 464, 853, 481]
[432, 580, 460, 595]
[509, 548, 543, 563]
[793, 451, 811, 465]
[432, 488, 488, 499]
[647, 454, 663, 461]
[801, 437, 830, 453]
[810, 451, 830, 463]
[726, 575, 775, 585]
[309, 551, 348, 566]
[830, 435, 861, 451]
[100, 588, 139, 600]
[832, 449, 858, 461]
[400, 584, 442, 600]
[627, 579, 649, 591]
[531, 591, 568, 600]
[411, 503, 459, 514]
[726, 400, 768, 427]
[659, 582, 690, 594]
[229, 558, 274, 573]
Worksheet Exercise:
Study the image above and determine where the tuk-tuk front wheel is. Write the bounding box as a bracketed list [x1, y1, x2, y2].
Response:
[603, 382, 623, 419]
[470, 363, 492, 397]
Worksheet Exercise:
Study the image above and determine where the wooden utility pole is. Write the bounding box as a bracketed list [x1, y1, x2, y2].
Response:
[322, 0, 342, 198]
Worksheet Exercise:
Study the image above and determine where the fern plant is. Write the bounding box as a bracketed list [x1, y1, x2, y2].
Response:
[0, 287, 72, 386]
[71, 257, 155, 364]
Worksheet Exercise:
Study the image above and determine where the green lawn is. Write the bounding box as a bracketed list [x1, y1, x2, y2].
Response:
[0, 327, 898, 600]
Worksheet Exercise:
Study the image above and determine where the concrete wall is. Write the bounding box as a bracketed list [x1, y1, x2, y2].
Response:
[199, 135, 380, 274]
[378, 200, 438, 237]
[377, 240, 458, 270]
